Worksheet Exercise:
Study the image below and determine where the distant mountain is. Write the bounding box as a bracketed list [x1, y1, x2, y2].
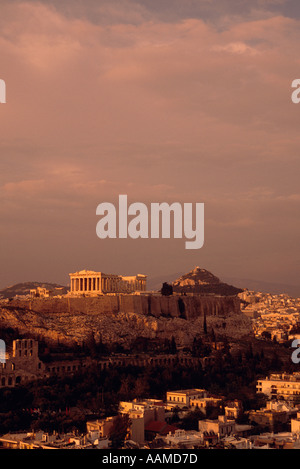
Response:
[0, 282, 68, 299]
[222, 277, 300, 299]
[171, 266, 243, 296]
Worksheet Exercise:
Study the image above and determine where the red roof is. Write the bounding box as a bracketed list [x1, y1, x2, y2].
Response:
[145, 421, 178, 435]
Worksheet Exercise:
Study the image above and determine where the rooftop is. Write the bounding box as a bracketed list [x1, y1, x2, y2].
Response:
[167, 389, 206, 396]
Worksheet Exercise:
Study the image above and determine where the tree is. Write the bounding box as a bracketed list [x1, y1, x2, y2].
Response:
[86, 330, 97, 357]
[109, 414, 131, 448]
[134, 376, 150, 398]
[261, 331, 272, 340]
[178, 298, 186, 319]
[170, 336, 177, 354]
[203, 312, 207, 335]
[181, 409, 205, 430]
[161, 282, 173, 296]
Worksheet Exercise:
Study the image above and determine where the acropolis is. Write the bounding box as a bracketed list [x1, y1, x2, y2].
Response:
[69, 269, 147, 296]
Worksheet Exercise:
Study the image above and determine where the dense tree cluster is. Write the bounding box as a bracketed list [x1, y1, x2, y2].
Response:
[0, 341, 294, 435]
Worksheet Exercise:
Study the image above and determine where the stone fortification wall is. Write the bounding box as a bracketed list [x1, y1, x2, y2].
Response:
[9, 294, 240, 319]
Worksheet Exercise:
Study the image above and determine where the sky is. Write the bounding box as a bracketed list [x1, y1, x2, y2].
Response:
[0, 0, 300, 291]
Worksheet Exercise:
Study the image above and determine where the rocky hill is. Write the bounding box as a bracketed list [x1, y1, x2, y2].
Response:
[0, 292, 251, 349]
[0, 303, 251, 350]
[172, 267, 243, 296]
[0, 268, 250, 350]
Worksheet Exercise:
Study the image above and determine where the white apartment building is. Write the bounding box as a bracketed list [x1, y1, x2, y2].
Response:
[257, 373, 300, 403]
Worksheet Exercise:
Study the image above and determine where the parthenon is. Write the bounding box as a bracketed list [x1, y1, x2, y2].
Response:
[69, 270, 147, 296]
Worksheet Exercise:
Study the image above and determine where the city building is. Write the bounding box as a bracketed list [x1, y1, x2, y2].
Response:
[119, 399, 166, 444]
[251, 432, 299, 449]
[69, 269, 147, 296]
[291, 411, 300, 433]
[86, 416, 117, 439]
[249, 400, 298, 431]
[224, 400, 243, 419]
[29, 287, 65, 298]
[189, 396, 222, 415]
[198, 415, 236, 440]
[0, 430, 109, 449]
[166, 389, 208, 409]
[222, 435, 252, 449]
[257, 373, 300, 403]
[164, 429, 203, 448]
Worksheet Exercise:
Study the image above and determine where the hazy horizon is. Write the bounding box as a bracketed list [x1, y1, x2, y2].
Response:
[1, 0, 300, 292]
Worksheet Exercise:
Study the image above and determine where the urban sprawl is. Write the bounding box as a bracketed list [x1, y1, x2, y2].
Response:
[1, 281, 300, 450]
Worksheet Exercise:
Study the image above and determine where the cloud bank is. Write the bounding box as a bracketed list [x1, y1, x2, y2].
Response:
[0, 1, 300, 289]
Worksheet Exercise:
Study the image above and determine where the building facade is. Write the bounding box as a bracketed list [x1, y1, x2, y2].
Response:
[0, 339, 45, 388]
[69, 270, 147, 296]
[249, 400, 297, 431]
[198, 415, 236, 439]
[30, 286, 65, 298]
[257, 373, 300, 403]
[119, 399, 166, 444]
[166, 389, 208, 409]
